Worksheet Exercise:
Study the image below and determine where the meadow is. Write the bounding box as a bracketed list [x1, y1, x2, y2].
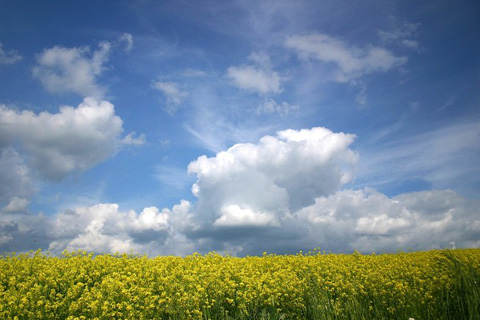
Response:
[0, 249, 479, 320]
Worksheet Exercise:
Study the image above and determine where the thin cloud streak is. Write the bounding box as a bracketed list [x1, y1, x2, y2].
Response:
[285, 33, 408, 83]
[0, 43, 22, 65]
[357, 120, 480, 193]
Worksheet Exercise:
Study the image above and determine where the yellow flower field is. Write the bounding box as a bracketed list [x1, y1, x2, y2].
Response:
[0, 249, 479, 319]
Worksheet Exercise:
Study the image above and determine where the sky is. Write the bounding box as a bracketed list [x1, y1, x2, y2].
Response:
[0, 0, 479, 256]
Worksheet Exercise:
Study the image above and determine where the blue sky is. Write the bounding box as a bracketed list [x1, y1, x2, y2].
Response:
[0, 0, 479, 256]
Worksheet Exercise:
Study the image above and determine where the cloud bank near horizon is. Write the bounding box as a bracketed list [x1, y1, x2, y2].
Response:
[1, 127, 478, 256]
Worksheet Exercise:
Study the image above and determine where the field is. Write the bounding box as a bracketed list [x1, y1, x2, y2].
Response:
[0, 249, 479, 320]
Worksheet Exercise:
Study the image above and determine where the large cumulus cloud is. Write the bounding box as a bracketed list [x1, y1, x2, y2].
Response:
[0, 148, 32, 203]
[0, 201, 192, 256]
[0, 97, 143, 181]
[187, 127, 357, 231]
[178, 127, 478, 255]
[48, 204, 170, 254]
[1, 127, 478, 256]
[296, 189, 480, 254]
[0, 98, 145, 218]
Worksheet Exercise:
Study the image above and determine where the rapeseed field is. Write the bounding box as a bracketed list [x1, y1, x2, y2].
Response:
[0, 249, 479, 319]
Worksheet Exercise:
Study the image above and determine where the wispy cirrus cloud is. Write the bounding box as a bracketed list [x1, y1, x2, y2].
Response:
[357, 119, 480, 194]
[379, 21, 420, 49]
[0, 43, 22, 65]
[285, 33, 407, 83]
[256, 99, 300, 116]
[118, 33, 134, 52]
[152, 81, 189, 115]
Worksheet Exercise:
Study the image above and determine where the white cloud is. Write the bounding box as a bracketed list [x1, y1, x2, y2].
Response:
[0, 43, 22, 65]
[401, 39, 419, 49]
[48, 204, 128, 253]
[153, 81, 189, 114]
[181, 68, 206, 77]
[379, 21, 420, 49]
[47, 201, 193, 256]
[296, 188, 480, 253]
[256, 99, 299, 116]
[155, 165, 194, 191]
[355, 83, 367, 106]
[358, 120, 480, 192]
[0, 97, 143, 180]
[178, 127, 479, 254]
[296, 189, 411, 251]
[185, 120, 273, 154]
[1, 197, 29, 214]
[184, 86, 278, 153]
[0, 148, 32, 203]
[119, 33, 134, 52]
[356, 214, 411, 236]
[186, 127, 357, 235]
[213, 205, 279, 228]
[121, 132, 146, 146]
[227, 65, 281, 94]
[285, 33, 407, 83]
[0, 212, 52, 252]
[32, 42, 111, 98]
[130, 206, 169, 232]
[248, 51, 272, 69]
[1, 126, 478, 256]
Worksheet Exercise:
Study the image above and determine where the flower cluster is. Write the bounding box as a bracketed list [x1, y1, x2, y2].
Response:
[0, 249, 478, 319]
